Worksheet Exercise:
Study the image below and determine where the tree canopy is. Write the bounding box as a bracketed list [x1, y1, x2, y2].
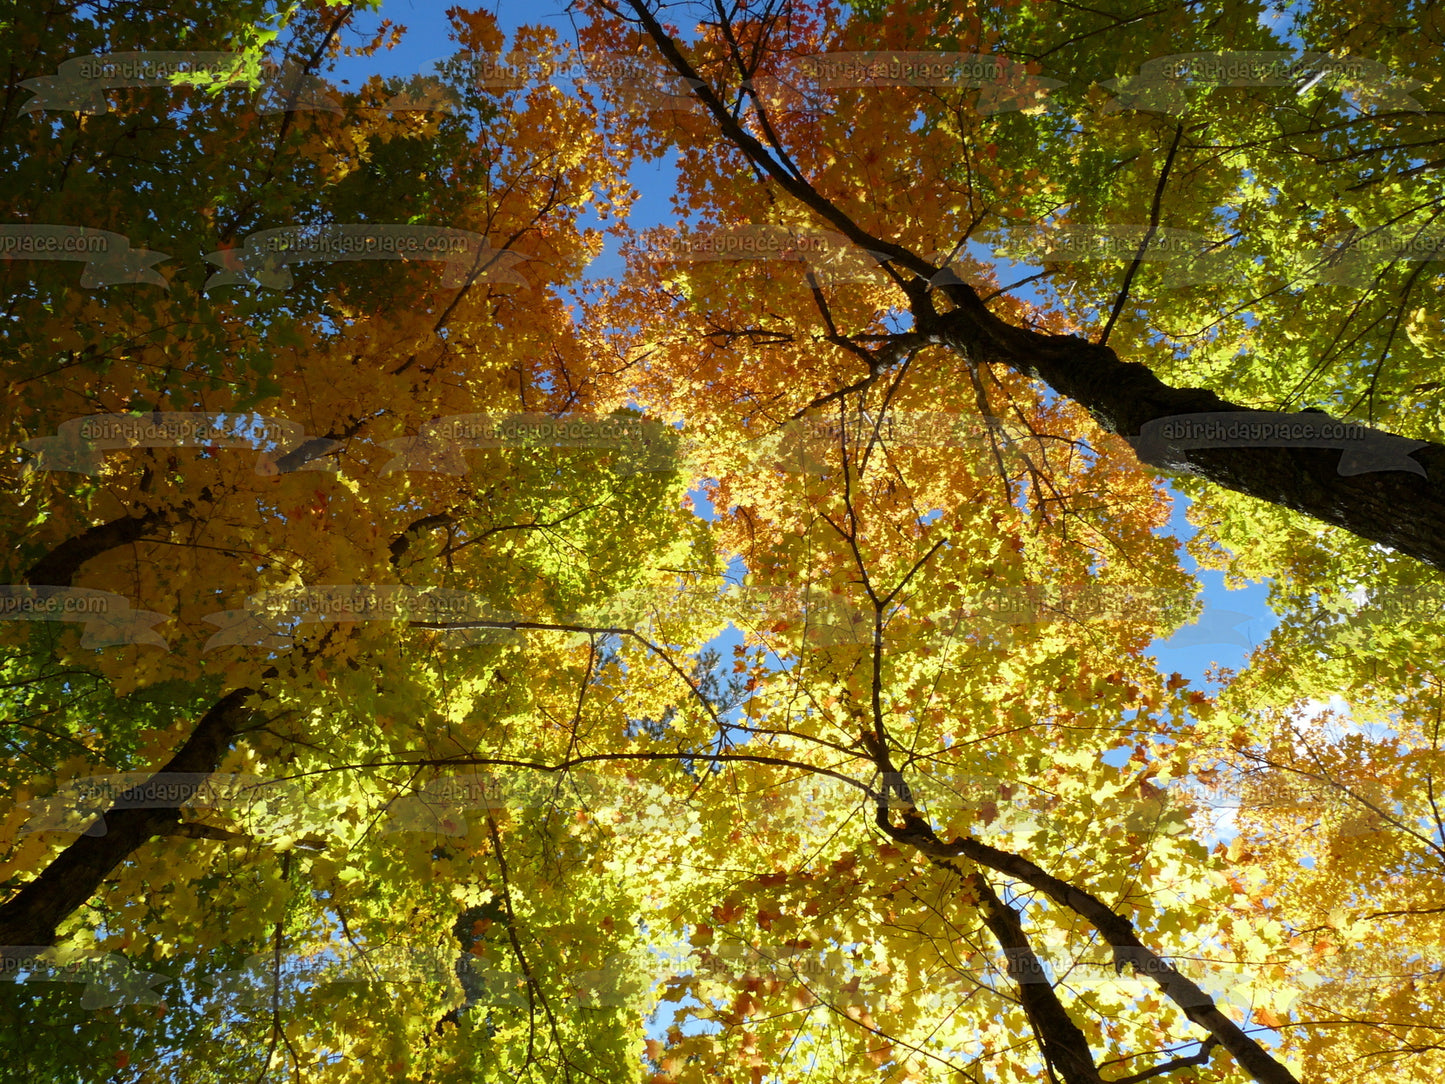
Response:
[1, 0, 1443, 1081]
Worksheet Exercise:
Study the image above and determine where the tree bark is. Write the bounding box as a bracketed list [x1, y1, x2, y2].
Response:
[966, 870, 1105, 1084]
[889, 814, 1300, 1084]
[0, 687, 258, 965]
[925, 284, 1445, 570]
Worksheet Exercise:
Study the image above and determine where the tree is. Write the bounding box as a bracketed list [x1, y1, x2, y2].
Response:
[570, 0, 1445, 1080]
[2, 2, 716, 1079]
[588, 0, 1445, 567]
[2, 0, 1444, 1081]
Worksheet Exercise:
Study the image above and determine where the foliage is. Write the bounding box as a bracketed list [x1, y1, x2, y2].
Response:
[1, 0, 1443, 1082]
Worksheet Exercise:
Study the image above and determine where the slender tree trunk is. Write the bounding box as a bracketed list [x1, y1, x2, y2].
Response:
[0, 687, 258, 965]
[890, 814, 1301, 1084]
[967, 870, 1106, 1084]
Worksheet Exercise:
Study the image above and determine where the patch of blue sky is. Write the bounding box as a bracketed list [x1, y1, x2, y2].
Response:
[1257, 3, 1310, 53]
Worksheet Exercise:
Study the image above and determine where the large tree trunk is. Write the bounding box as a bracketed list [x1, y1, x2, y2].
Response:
[24, 507, 181, 587]
[926, 282, 1445, 570]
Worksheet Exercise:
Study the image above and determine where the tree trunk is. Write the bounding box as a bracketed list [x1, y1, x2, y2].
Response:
[0, 687, 258, 964]
[926, 283, 1445, 570]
